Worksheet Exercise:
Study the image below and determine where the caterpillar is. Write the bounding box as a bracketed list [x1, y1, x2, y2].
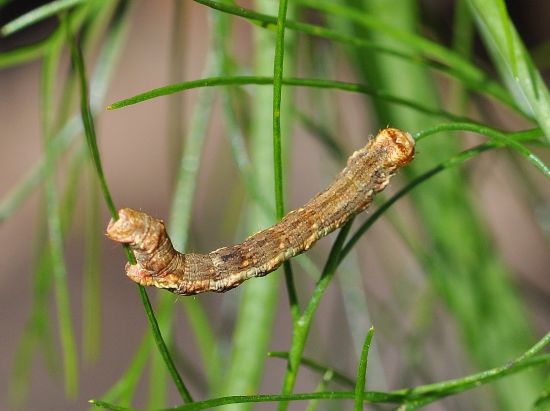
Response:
[106, 128, 415, 295]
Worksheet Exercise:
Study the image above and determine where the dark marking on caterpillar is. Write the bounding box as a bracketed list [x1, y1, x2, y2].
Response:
[106, 128, 415, 295]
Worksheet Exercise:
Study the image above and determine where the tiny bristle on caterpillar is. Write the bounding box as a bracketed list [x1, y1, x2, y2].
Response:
[106, 128, 415, 295]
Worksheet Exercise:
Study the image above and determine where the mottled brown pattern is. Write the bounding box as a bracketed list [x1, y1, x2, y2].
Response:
[106, 128, 415, 295]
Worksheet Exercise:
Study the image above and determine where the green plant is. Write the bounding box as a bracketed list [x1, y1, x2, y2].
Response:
[1, 1, 549, 410]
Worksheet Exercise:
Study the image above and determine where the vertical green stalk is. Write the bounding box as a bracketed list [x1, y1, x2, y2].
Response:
[272, 0, 300, 323]
[218, 1, 295, 408]
[354, 327, 374, 411]
[136, 287, 193, 403]
[70, 29, 117, 221]
[147, 292, 174, 409]
[278, 220, 354, 411]
[83, 167, 101, 362]
[272, 0, 288, 220]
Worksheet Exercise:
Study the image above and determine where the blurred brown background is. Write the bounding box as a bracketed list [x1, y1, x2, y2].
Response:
[1, 1, 550, 410]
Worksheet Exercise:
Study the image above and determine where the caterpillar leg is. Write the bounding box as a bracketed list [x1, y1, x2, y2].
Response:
[125, 263, 156, 287]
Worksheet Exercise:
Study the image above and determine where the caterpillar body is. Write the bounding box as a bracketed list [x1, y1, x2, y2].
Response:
[106, 128, 415, 295]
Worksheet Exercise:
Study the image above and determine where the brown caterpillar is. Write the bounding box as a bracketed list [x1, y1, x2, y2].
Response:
[106, 128, 415, 295]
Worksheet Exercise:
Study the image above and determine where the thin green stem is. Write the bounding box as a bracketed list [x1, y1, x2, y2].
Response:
[278, 220, 354, 410]
[106, 76, 475, 124]
[415, 123, 550, 178]
[354, 327, 375, 411]
[135, 289, 191, 404]
[83, 169, 101, 362]
[413, 123, 543, 142]
[66, 16, 192, 403]
[396, 331, 550, 397]
[90, 342, 550, 410]
[91, 391, 404, 411]
[67, 18, 117, 219]
[272, 0, 288, 221]
[272, 0, 300, 325]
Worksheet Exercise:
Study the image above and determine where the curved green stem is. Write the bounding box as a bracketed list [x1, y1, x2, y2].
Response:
[67, 17, 192, 403]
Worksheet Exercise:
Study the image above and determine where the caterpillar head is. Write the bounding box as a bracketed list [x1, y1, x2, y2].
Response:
[377, 128, 415, 168]
[106, 208, 164, 254]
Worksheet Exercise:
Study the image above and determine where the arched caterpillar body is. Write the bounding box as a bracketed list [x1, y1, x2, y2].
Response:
[106, 128, 415, 295]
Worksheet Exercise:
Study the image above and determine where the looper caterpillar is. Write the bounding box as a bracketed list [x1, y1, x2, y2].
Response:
[106, 128, 415, 295]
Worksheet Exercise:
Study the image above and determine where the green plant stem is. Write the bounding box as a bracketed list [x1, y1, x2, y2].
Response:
[278, 220, 354, 410]
[272, 0, 300, 324]
[90, 331, 550, 410]
[106, 76, 477, 124]
[354, 327, 375, 411]
[137, 285, 193, 403]
[216, 2, 287, 408]
[83, 168, 101, 362]
[67, 19, 117, 220]
[391, 329, 550, 398]
[415, 123, 550, 178]
[272, 0, 288, 221]
[66, 16, 192, 404]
